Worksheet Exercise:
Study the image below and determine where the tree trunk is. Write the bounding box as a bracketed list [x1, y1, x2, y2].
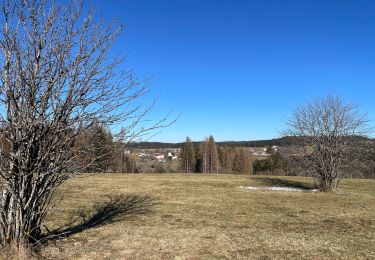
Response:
[319, 177, 338, 192]
[0, 175, 45, 247]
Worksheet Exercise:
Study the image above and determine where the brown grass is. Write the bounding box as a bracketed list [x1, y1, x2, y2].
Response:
[38, 174, 375, 259]
[0, 243, 37, 260]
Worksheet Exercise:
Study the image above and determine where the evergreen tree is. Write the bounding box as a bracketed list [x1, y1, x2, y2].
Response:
[270, 151, 283, 175]
[202, 136, 219, 173]
[85, 124, 114, 172]
[194, 144, 203, 173]
[180, 137, 195, 173]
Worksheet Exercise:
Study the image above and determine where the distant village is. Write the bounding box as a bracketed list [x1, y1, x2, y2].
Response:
[123, 148, 182, 173]
[250, 146, 279, 157]
[124, 145, 280, 174]
[135, 148, 180, 162]
[130, 146, 279, 161]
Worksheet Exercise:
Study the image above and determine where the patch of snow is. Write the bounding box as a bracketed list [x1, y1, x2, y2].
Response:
[239, 186, 259, 190]
[239, 186, 319, 192]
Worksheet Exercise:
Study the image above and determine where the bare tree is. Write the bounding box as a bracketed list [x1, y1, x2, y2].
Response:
[201, 138, 208, 173]
[0, 0, 171, 248]
[202, 135, 218, 174]
[218, 146, 234, 174]
[232, 148, 252, 175]
[285, 95, 369, 192]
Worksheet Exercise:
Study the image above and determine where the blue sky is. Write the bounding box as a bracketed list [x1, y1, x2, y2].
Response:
[88, 0, 375, 142]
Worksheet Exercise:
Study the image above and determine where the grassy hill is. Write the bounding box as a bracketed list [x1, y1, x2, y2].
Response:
[39, 173, 375, 259]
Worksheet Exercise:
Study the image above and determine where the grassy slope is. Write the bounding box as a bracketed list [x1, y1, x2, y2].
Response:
[42, 174, 375, 259]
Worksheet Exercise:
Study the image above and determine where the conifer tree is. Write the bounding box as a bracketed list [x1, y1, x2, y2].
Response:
[202, 138, 208, 173]
[206, 135, 219, 173]
[180, 137, 195, 173]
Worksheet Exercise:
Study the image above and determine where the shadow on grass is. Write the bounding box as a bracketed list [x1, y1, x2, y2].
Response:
[41, 194, 157, 243]
[254, 177, 317, 190]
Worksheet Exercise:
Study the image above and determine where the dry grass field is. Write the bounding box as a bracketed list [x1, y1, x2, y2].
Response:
[38, 173, 375, 259]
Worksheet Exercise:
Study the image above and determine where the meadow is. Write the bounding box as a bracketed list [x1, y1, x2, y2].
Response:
[40, 173, 375, 259]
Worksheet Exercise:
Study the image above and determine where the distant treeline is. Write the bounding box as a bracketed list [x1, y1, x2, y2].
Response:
[129, 136, 373, 149]
[128, 137, 296, 149]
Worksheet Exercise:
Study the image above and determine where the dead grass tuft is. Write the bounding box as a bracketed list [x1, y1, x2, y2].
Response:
[0, 243, 38, 260]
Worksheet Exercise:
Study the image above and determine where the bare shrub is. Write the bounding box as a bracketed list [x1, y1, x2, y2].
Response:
[284, 95, 370, 191]
[0, 0, 171, 248]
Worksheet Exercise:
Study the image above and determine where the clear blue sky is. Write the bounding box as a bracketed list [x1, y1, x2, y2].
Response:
[88, 0, 375, 142]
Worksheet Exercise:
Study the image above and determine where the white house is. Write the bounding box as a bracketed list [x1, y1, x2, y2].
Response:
[154, 154, 165, 160]
[167, 152, 178, 160]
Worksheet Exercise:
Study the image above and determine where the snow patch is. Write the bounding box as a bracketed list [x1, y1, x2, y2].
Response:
[239, 186, 319, 192]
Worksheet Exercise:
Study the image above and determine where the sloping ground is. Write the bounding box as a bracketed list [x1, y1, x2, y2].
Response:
[41, 174, 375, 259]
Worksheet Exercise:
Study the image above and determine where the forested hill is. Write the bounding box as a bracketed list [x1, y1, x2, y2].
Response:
[128, 136, 374, 149]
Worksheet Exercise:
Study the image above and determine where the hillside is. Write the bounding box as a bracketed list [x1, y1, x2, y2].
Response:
[128, 136, 374, 149]
[39, 174, 375, 259]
